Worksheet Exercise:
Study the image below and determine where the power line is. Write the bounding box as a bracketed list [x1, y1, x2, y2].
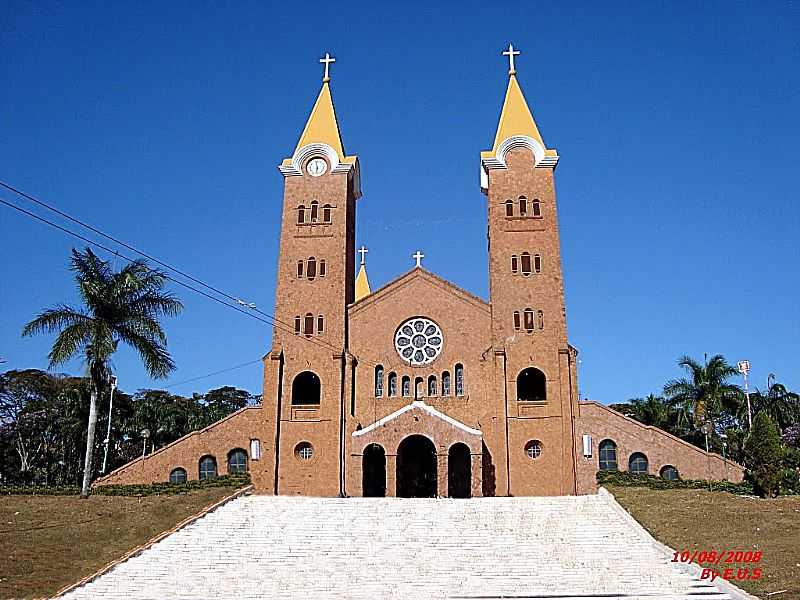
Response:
[163, 359, 264, 390]
[0, 192, 376, 367]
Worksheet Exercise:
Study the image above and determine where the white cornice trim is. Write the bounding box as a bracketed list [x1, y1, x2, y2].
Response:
[480, 135, 559, 192]
[352, 400, 482, 437]
[279, 143, 362, 199]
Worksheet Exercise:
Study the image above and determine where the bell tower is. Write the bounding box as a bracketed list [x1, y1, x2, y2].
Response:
[261, 54, 360, 496]
[482, 45, 579, 496]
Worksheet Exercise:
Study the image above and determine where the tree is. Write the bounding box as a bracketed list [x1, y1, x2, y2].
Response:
[749, 383, 800, 432]
[744, 412, 784, 497]
[22, 248, 182, 497]
[663, 355, 743, 431]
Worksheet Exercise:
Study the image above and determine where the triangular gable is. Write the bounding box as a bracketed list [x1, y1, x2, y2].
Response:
[353, 401, 482, 438]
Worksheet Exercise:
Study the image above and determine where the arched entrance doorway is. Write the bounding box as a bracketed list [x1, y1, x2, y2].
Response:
[396, 435, 437, 498]
[362, 444, 386, 497]
[448, 443, 471, 498]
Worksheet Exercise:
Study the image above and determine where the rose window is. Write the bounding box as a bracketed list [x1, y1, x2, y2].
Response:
[394, 317, 444, 365]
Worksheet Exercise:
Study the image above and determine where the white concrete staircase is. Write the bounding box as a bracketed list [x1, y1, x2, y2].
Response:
[59, 490, 751, 600]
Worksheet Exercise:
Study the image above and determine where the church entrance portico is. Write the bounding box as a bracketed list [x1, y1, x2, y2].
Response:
[397, 435, 437, 497]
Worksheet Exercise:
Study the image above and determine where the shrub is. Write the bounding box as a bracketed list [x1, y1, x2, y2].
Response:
[744, 412, 784, 498]
[596, 470, 754, 495]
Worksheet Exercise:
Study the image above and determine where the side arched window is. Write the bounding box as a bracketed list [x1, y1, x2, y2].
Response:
[388, 372, 397, 397]
[375, 365, 384, 397]
[227, 449, 248, 474]
[517, 367, 546, 401]
[294, 316, 301, 335]
[428, 375, 438, 396]
[455, 364, 464, 396]
[319, 259, 326, 277]
[442, 371, 451, 396]
[629, 452, 649, 474]
[511, 255, 518, 273]
[513, 311, 521, 330]
[598, 440, 618, 471]
[297, 260, 304, 278]
[169, 467, 187, 484]
[519, 196, 528, 216]
[537, 310, 544, 330]
[292, 371, 321, 405]
[322, 204, 332, 223]
[660, 465, 679, 480]
[534, 254, 542, 273]
[297, 205, 306, 224]
[505, 199, 514, 217]
[199, 456, 217, 480]
[310, 201, 319, 223]
[317, 315, 324, 334]
[532, 199, 541, 217]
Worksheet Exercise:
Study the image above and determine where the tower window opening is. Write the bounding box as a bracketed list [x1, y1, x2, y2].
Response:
[322, 204, 332, 223]
[307, 257, 317, 281]
[297, 260, 304, 278]
[317, 315, 324, 334]
[297, 205, 306, 224]
[534, 254, 541, 273]
[304, 313, 314, 336]
[519, 196, 527, 216]
[292, 371, 321, 405]
[537, 310, 544, 330]
[319, 259, 326, 277]
[523, 308, 534, 332]
[294, 316, 301, 335]
[513, 311, 521, 331]
[521, 252, 532, 276]
[517, 367, 546, 402]
[511, 255, 518, 273]
[505, 199, 514, 217]
[310, 201, 319, 223]
[532, 199, 541, 217]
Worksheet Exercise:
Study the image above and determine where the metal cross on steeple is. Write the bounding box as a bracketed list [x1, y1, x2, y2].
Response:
[320, 52, 336, 83]
[502, 43, 520, 75]
[412, 250, 424, 268]
[358, 245, 368, 266]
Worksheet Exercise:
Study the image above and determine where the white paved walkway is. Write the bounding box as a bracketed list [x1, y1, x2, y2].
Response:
[59, 490, 751, 600]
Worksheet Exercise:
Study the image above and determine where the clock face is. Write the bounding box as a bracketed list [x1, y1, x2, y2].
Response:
[306, 158, 327, 177]
[394, 317, 444, 365]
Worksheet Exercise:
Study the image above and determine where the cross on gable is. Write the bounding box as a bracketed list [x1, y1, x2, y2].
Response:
[320, 52, 336, 83]
[358, 245, 368, 266]
[502, 43, 520, 75]
[412, 250, 424, 268]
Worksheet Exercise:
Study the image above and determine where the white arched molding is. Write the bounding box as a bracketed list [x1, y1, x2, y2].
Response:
[480, 135, 559, 192]
[279, 142, 361, 198]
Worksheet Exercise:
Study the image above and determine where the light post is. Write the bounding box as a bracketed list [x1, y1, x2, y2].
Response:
[141, 429, 150, 458]
[101, 375, 118, 474]
[767, 373, 776, 393]
[701, 421, 713, 490]
[737, 360, 752, 428]
[719, 433, 729, 481]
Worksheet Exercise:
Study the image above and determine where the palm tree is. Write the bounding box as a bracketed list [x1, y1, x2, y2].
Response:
[750, 383, 800, 432]
[663, 354, 743, 432]
[23, 248, 182, 497]
[628, 394, 672, 429]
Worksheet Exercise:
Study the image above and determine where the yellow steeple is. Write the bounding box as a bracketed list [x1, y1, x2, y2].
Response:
[489, 73, 545, 153]
[294, 80, 345, 160]
[354, 264, 371, 301]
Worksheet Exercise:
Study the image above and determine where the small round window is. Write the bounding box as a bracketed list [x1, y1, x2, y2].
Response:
[524, 440, 543, 459]
[295, 442, 314, 462]
[394, 317, 444, 365]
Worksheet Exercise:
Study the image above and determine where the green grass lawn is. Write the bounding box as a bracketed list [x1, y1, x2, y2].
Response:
[0, 488, 237, 599]
[608, 486, 800, 599]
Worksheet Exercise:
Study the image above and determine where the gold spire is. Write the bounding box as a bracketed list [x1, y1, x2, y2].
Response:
[489, 73, 545, 153]
[355, 264, 371, 301]
[294, 81, 345, 160]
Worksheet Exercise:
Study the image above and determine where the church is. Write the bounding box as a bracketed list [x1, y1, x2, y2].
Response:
[98, 48, 742, 497]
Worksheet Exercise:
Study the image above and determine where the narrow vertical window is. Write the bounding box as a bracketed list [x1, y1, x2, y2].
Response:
[519, 196, 527, 216]
[388, 372, 397, 397]
[521, 252, 532, 276]
[455, 364, 464, 396]
[532, 199, 541, 217]
[505, 199, 514, 217]
[317, 315, 324, 334]
[511, 255, 518, 273]
[297, 260, 304, 278]
[319, 259, 326, 277]
[375, 365, 384, 397]
[304, 313, 314, 336]
[513, 311, 521, 330]
[294, 316, 301, 335]
[524, 308, 534, 332]
[307, 257, 317, 281]
[310, 201, 319, 222]
[401, 376, 411, 397]
[442, 371, 451, 396]
[537, 310, 544, 330]
[428, 375, 438, 396]
[322, 204, 332, 223]
[297, 205, 306, 224]
[534, 254, 541, 273]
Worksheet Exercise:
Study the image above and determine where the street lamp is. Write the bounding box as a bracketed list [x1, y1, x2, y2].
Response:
[737, 360, 752, 428]
[767, 373, 776, 393]
[141, 429, 150, 458]
[101, 375, 118, 474]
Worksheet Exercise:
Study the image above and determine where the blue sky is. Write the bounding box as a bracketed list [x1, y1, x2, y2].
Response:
[1, 1, 798, 402]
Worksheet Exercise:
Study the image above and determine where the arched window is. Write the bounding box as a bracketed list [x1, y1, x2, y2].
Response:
[297, 260, 304, 278]
[598, 440, 618, 471]
[401, 376, 411, 397]
[227, 449, 248, 474]
[294, 316, 301, 335]
[415, 377, 424, 399]
[532, 199, 541, 217]
[169, 467, 187, 484]
[199, 456, 217, 480]
[523, 308, 535, 332]
[310, 201, 319, 222]
[455, 364, 464, 396]
[521, 252, 532, 276]
[374, 365, 384, 397]
[319, 259, 326, 277]
[307, 257, 317, 281]
[513, 311, 521, 330]
[442, 371, 451, 396]
[428, 375, 438, 396]
[317, 315, 324, 334]
[322, 204, 332, 223]
[534, 254, 542, 273]
[517, 367, 546, 401]
[304, 313, 314, 336]
[660, 465, 679, 480]
[629, 452, 649, 474]
[292, 371, 321, 405]
[388, 372, 397, 397]
[297, 205, 306, 224]
[537, 310, 544, 330]
[505, 199, 514, 217]
[519, 196, 528, 216]
[511, 255, 518, 273]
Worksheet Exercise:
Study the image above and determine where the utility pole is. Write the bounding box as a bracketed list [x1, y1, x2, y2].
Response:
[737, 360, 752, 428]
[101, 375, 118, 474]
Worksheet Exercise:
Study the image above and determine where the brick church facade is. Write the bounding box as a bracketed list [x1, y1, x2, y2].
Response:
[98, 52, 743, 496]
